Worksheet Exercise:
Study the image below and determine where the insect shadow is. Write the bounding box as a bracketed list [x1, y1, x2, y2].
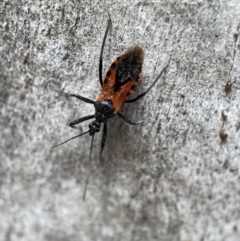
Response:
[52, 15, 168, 200]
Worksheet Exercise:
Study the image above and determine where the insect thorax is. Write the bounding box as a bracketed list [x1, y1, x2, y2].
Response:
[94, 100, 115, 122]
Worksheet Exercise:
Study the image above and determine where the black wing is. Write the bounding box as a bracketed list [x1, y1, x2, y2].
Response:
[115, 46, 144, 87]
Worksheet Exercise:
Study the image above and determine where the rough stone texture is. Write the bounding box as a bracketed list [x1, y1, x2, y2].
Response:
[1, 0, 240, 241]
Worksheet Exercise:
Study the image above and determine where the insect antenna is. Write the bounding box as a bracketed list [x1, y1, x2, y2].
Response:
[51, 130, 90, 148]
[83, 134, 95, 201]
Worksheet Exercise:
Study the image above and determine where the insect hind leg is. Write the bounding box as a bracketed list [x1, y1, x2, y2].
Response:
[125, 65, 168, 103]
[99, 14, 112, 86]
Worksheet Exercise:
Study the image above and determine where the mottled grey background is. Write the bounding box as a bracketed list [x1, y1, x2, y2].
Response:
[1, 0, 240, 241]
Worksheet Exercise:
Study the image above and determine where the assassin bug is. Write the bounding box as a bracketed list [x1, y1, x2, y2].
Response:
[52, 16, 168, 200]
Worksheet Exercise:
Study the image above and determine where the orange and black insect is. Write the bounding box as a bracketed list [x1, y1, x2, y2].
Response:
[52, 16, 167, 200]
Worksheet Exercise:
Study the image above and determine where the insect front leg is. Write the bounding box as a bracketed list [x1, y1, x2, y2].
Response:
[69, 115, 95, 129]
[100, 122, 108, 154]
[117, 112, 142, 125]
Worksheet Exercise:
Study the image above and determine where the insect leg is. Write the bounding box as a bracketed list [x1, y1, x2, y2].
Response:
[69, 115, 95, 129]
[100, 122, 107, 154]
[125, 65, 168, 103]
[99, 14, 112, 86]
[117, 112, 142, 125]
[68, 94, 95, 104]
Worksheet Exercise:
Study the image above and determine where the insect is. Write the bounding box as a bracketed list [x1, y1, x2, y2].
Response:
[219, 130, 229, 146]
[224, 80, 234, 94]
[52, 16, 168, 200]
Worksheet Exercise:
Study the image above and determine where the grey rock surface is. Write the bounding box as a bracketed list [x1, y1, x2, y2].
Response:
[1, 0, 240, 241]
